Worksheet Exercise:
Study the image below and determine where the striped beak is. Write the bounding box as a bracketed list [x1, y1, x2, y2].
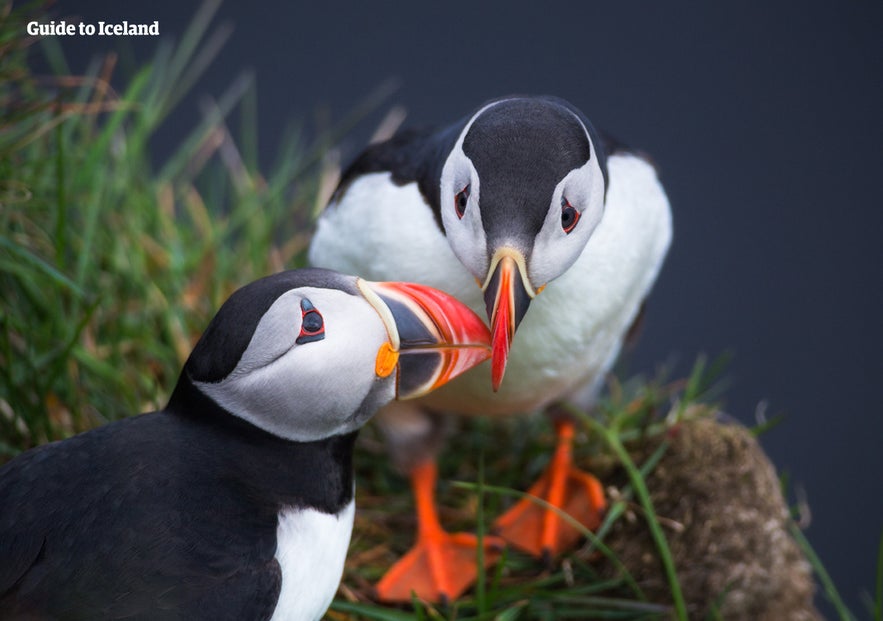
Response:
[358, 280, 492, 399]
[481, 249, 535, 391]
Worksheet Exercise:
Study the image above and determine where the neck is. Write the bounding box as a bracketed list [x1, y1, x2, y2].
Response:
[166, 375, 357, 514]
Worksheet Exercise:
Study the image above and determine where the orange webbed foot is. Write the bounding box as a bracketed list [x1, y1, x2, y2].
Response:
[375, 460, 504, 603]
[493, 419, 605, 559]
[374, 527, 504, 603]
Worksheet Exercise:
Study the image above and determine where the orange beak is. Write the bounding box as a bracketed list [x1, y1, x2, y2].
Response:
[360, 281, 492, 399]
[482, 251, 534, 391]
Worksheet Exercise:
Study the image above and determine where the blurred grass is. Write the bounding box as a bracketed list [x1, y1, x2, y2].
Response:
[0, 0, 326, 455]
[332, 360, 726, 620]
[0, 2, 870, 619]
[335, 383, 680, 620]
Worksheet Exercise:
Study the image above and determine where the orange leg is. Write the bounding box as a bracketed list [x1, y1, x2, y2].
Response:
[375, 460, 504, 603]
[493, 419, 605, 559]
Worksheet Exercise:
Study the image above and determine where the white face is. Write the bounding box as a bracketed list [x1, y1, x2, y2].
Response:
[439, 102, 494, 282]
[439, 100, 606, 292]
[527, 148, 605, 287]
[195, 287, 394, 442]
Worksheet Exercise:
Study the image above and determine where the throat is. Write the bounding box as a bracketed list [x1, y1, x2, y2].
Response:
[168, 378, 358, 512]
[238, 430, 359, 513]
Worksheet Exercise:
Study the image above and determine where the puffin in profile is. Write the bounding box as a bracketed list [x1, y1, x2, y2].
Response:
[0, 268, 491, 621]
[309, 95, 673, 601]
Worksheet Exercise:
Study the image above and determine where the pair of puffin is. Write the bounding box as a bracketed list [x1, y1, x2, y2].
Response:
[1, 94, 671, 618]
[309, 95, 672, 602]
[0, 270, 492, 620]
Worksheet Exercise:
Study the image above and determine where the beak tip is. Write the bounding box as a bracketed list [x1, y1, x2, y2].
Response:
[491, 350, 507, 392]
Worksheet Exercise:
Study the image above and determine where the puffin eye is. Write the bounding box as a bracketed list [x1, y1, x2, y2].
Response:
[454, 184, 470, 219]
[296, 298, 325, 344]
[560, 196, 581, 234]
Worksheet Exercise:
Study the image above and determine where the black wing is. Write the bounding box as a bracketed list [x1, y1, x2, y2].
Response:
[336, 126, 439, 193]
[598, 127, 661, 175]
[0, 442, 51, 602]
[333, 120, 467, 229]
[0, 413, 283, 621]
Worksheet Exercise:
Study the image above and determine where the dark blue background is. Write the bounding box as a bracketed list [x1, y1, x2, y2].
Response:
[47, 1, 883, 616]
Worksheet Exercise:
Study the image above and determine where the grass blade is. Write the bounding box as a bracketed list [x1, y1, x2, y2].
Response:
[788, 521, 855, 621]
[579, 413, 688, 621]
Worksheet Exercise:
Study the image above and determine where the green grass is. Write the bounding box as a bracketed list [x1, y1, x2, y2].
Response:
[331, 362, 713, 621]
[0, 2, 872, 619]
[1, 0, 325, 453]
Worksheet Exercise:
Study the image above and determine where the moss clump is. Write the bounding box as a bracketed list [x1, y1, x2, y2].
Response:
[600, 416, 821, 620]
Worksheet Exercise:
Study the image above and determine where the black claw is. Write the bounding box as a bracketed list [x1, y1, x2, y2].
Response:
[541, 547, 554, 569]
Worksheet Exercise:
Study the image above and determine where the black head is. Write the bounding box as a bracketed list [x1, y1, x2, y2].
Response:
[436, 96, 609, 388]
[169, 268, 491, 441]
[184, 269, 358, 384]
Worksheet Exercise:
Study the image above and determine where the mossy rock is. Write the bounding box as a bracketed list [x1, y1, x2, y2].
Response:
[599, 416, 821, 620]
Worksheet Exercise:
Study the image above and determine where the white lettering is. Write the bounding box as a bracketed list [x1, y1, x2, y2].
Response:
[29, 19, 160, 37]
[27, 20, 76, 36]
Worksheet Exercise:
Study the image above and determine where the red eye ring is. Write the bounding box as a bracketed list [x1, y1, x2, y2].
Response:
[561, 196, 580, 234]
[454, 184, 470, 219]
[296, 298, 325, 344]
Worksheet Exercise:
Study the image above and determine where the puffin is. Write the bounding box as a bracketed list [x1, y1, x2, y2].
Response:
[0, 268, 491, 621]
[309, 95, 673, 602]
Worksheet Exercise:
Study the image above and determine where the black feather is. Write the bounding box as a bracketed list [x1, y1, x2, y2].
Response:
[0, 383, 356, 619]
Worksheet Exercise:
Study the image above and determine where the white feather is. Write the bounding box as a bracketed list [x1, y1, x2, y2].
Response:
[426, 152, 671, 413]
[269, 500, 355, 621]
[310, 174, 477, 301]
[309, 152, 671, 415]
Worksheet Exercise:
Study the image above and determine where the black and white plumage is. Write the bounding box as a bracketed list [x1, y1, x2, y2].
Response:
[309, 96, 672, 600]
[0, 269, 491, 620]
[311, 94, 671, 430]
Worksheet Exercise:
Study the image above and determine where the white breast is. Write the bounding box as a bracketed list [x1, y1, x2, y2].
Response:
[310, 174, 478, 302]
[269, 500, 355, 621]
[310, 152, 672, 415]
[426, 154, 671, 413]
